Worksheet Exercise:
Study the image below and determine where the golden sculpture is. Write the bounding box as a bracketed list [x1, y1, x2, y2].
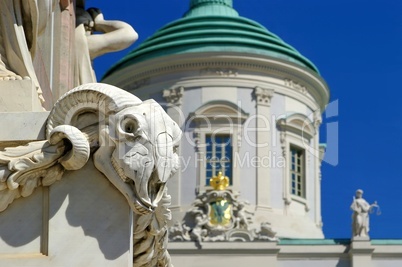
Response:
[209, 172, 229, 190]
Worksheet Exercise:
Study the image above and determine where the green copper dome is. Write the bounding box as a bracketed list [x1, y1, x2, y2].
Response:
[103, 0, 319, 78]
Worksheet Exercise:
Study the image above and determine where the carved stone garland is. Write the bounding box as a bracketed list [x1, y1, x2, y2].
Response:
[0, 83, 181, 267]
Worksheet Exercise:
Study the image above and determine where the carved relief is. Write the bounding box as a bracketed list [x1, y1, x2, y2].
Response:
[193, 131, 201, 152]
[200, 68, 238, 77]
[163, 86, 184, 106]
[314, 109, 322, 128]
[0, 83, 181, 267]
[169, 175, 277, 245]
[284, 79, 308, 94]
[237, 130, 242, 148]
[279, 126, 287, 158]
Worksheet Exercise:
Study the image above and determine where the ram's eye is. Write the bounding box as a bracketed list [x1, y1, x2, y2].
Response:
[122, 118, 138, 134]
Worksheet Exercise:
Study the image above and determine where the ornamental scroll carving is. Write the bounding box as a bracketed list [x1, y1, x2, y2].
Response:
[200, 68, 238, 77]
[284, 79, 308, 95]
[169, 182, 277, 246]
[0, 83, 181, 267]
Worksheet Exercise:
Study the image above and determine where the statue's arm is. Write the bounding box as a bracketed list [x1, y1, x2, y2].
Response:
[86, 8, 138, 59]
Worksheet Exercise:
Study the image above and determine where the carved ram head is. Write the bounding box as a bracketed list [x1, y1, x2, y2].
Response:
[0, 83, 181, 215]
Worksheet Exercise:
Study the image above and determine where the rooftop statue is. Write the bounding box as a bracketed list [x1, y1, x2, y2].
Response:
[0, 83, 181, 267]
[350, 189, 380, 239]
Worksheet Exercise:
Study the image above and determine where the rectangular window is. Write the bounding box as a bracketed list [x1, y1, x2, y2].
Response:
[205, 134, 232, 185]
[290, 146, 305, 198]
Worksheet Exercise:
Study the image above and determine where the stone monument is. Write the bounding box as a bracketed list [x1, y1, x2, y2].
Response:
[0, 2, 175, 267]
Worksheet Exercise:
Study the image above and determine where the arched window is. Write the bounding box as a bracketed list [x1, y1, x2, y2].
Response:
[188, 101, 248, 193]
[277, 113, 316, 206]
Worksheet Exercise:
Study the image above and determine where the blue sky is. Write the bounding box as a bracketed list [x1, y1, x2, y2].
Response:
[90, 0, 402, 239]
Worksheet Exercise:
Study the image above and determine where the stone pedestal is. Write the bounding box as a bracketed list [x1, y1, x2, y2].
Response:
[0, 160, 133, 266]
[0, 112, 49, 141]
[0, 80, 43, 112]
[349, 238, 374, 267]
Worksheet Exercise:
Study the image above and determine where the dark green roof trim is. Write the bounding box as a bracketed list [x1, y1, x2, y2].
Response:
[278, 239, 351, 245]
[371, 239, 402, 245]
[278, 239, 402, 246]
[145, 18, 284, 44]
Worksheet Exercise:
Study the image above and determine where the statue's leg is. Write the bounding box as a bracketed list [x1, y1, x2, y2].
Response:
[355, 214, 363, 236]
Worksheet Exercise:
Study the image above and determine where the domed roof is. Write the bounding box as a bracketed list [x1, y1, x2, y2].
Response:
[103, 0, 319, 79]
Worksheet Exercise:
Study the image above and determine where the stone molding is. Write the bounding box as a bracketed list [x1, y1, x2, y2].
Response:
[103, 53, 329, 111]
[168, 239, 402, 264]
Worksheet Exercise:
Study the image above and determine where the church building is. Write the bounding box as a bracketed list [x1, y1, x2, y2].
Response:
[102, 1, 402, 266]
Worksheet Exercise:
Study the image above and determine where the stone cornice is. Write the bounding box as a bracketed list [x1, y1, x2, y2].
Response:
[102, 52, 329, 111]
[168, 241, 402, 259]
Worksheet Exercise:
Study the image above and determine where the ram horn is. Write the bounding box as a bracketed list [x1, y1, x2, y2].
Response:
[48, 125, 90, 170]
[46, 83, 142, 139]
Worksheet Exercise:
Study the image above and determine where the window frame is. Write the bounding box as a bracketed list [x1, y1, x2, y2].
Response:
[290, 145, 306, 198]
[277, 113, 316, 209]
[189, 100, 248, 194]
[205, 134, 233, 186]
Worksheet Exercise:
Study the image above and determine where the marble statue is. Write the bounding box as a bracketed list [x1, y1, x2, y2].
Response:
[75, 3, 138, 85]
[0, 83, 181, 267]
[234, 200, 252, 229]
[350, 189, 379, 239]
[0, 0, 57, 104]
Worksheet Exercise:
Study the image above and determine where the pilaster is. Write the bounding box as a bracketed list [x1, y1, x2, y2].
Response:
[314, 110, 322, 227]
[253, 86, 274, 213]
[163, 86, 184, 210]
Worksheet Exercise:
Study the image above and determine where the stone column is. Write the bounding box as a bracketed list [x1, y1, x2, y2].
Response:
[253, 87, 274, 214]
[163, 86, 184, 211]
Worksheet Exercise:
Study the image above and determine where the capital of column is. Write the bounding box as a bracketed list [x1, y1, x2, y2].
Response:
[314, 109, 322, 128]
[254, 87, 274, 107]
[163, 86, 184, 107]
